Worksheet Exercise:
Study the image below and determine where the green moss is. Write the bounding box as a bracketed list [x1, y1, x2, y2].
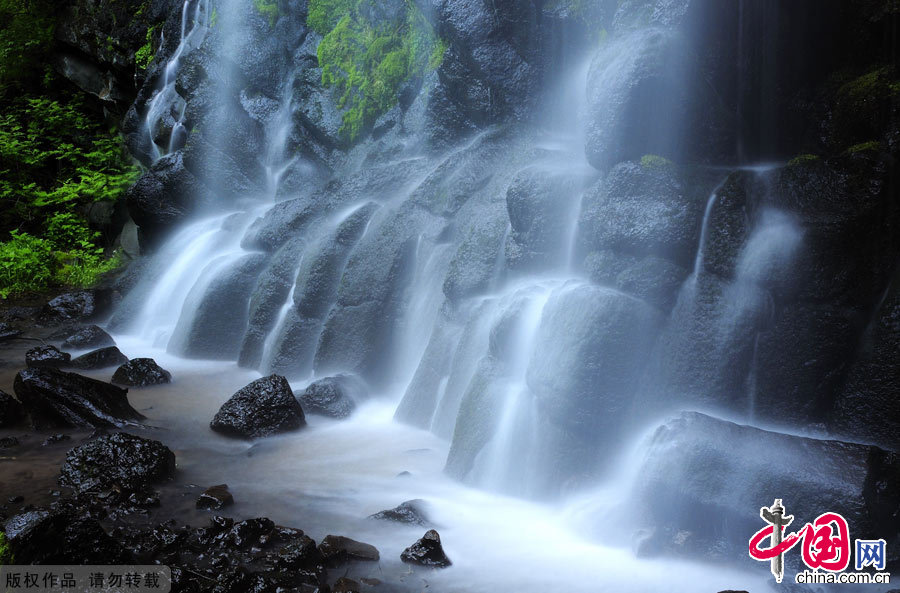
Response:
[846, 140, 882, 154]
[640, 154, 673, 169]
[253, 0, 280, 27]
[211, 7, 219, 27]
[0, 531, 13, 565]
[311, 0, 446, 142]
[838, 66, 899, 105]
[787, 153, 820, 167]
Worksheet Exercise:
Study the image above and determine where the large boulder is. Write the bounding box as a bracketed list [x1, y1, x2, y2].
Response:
[61, 325, 115, 350]
[369, 500, 431, 527]
[13, 368, 144, 429]
[59, 432, 176, 493]
[3, 509, 128, 565]
[317, 535, 379, 565]
[295, 375, 365, 419]
[68, 346, 130, 370]
[0, 390, 24, 428]
[25, 345, 71, 368]
[112, 358, 172, 387]
[577, 161, 703, 269]
[210, 375, 305, 438]
[37, 290, 106, 325]
[629, 412, 900, 564]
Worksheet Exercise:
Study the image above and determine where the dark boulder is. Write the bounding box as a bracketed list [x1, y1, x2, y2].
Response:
[112, 358, 173, 386]
[631, 412, 900, 562]
[37, 291, 106, 325]
[0, 321, 22, 340]
[4, 509, 128, 564]
[210, 375, 305, 438]
[333, 577, 361, 593]
[61, 325, 115, 350]
[68, 346, 130, 370]
[25, 345, 72, 368]
[0, 390, 24, 427]
[368, 499, 431, 527]
[59, 432, 176, 493]
[317, 535, 380, 565]
[400, 530, 452, 567]
[295, 375, 365, 419]
[197, 484, 234, 510]
[0, 436, 19, 448]
[14, 368, 144, 429]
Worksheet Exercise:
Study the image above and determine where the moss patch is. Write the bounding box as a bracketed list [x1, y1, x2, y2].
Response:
[309, 0, 446, 142]
[846, 140, 882, 154]
[0, 531, 13, 565]
[640, 154, 673, 169]
[787, 153, 820, 167]
[253, 0, 280, 27]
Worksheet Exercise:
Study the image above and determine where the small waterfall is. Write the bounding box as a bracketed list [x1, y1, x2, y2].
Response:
[142, 0, 210, 162]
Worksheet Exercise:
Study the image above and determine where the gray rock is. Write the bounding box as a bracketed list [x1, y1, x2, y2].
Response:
[68, 346, 129, 370]
[369, 499, 431, 527]
[210, 375, 305, 438]
[317, 535, 380, 565]
[112, 358, 172, 387]
[61, 325, 115, 350]
[295, 375, 365, 419]
[400, 529, 451, 567]
[26, 345, 71, 369]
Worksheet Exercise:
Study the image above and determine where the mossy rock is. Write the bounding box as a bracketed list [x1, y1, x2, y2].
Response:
[831, 66, 900, 150]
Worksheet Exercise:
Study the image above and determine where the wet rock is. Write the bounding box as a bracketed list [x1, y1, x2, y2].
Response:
[42, 434, 71, 446]
[368, 500, 430, 527]
[0, 322, 22, 340]
[0, 436, 19, 448]
[112, 358, 172, 386]
[61, 324, 115, 350]
[4, 509, 127, 564]
[197, 484, 234, 510]
[68, 346, 130, 370]
[0, 390, 24, 427]
[632, 412, 900, 562]
[318, 535, 380, 565]
[400, 530, 452, 567]
[25, 345, 72, 368]
[333, 577, 362, 593]
[14, 368, 143, 429]
[8, 495, 23, 503]
[210, 375, 305, 438]
[578, 161, 703, 269]
[37, 291, 105, 325]
[296, 375, 364, 419]
[59, 432, 176, 493]
[275, 534, 321, 571]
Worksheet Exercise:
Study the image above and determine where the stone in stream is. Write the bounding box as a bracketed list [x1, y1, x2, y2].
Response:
[0, 322, 22, 340]
[14, 368, 144, 429]
[36, 291, 105, 326]
[3, 509, 128, 564]
[0, 390, 24, 427]
[68, 346, 129, 370]
[42, 434, 71, 446]
[295, 374, 363, 419]
[61, 324, 115, 350]
[400, 529, 452, 567]
[210, 375, 305, 438]
[59, 432, 176, 494]
[0, 436, 19, 448]
[197, 484, 234, 510]
[332, 577, 362, 593]
[112, 358, 172, 386]
[368, 499, 431, 527]
[25, 345, 71, 368]
[317, 535, 380, 565]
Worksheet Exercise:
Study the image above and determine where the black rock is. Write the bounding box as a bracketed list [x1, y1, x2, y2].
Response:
[318, 535, 380, 565]
[275, 535, 321, 571]
[400, 529, 452, 567]
[59, 432, 176, 493]
[111, 358, 172, 386]
[14, 368, 144, 429]
[25, 345, 71, 368]
[0, 322, 22, 340]
[4, 509, 127, 564]
[295, 375, 363, 419]
[62, 325, 115, 350]
[0, 436, 19, 448]
[37, 291, 102, 325]
[42, 434, 71, 446]
[0, 390, 24, 427]
[68, 346, 130, 370]
[368, 500, 431, 527]
[8, 496, 23, 503]
[197, 484, 234, 510]
[210, 375, 305, 438]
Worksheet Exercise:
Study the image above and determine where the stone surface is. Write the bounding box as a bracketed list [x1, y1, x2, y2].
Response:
[196, 484, 234, 510]
[112, 358, 172, 386]
[400, 530, 452, 567]
[210, 375, 305, 438]
[295, 375, 364, 419]
[25, 345, 72, 369]
[68, 346, 130, 370]
[59, 432, 176, 493]
[317, 535, 380, 565]
[368, 500, 431, 527]
[61, 325, 115, 350]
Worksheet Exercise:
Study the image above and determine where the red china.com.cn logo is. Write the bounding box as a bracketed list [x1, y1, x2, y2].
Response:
[749, 499, 891, 585]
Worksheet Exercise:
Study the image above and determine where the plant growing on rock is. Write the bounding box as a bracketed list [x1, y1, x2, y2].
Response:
[0, 531, 12, 565]
[309, 0, 446, 142]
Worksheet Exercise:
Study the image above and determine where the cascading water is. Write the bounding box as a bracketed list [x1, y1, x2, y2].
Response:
[107, 0, 898, 590]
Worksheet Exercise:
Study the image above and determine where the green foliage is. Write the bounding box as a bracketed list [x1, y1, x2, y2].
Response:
[311, 0, 446, 141]
[0, 531, 12, 565]
[135, 25, 158, 70]
[253, 0, 280, 27]
[0, 0, 57, 91]
[640, 154, 673, 169]
[846, 140, 882, 154]
[787, 153, 820, 167]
